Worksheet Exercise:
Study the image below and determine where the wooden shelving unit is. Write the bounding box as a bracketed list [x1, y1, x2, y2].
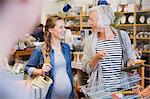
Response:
[116, 11, 150, 50]
[62, 7, 91, 31]
[116, 10, 150, 87]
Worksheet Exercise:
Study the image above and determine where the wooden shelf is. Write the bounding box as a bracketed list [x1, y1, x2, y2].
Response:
[115, 11, 134, 14]
[66, 26, 80, 28]
[135, 59, 146, 64]
[116, 24, 134, 27]
[14, 49, 33, 57]
[63, 16, 80, 19]
[135, 24, 150, 26]
[14, 48, 33, 62]
[115, 10, 150, 14]
[145, 77, 150, 80]
[82, 25, 91, 28]
[144, 64, 150, 67]
[82, 15, 89, 17]
[116, 24, 150, 27]
[136, 37, 150, 40]
[66, 26, 80, 31]
[136, 10, 150, 13]
[66, 25, 91, 29]
[142, 50, 150, 53]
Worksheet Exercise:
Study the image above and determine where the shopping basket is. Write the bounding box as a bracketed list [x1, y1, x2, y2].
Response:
[81, 74, 143, 99]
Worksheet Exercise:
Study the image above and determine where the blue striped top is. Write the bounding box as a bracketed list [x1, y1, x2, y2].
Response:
[96, 36, 122, 91]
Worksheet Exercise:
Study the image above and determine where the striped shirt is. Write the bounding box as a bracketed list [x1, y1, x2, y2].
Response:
[96, 36, 122, 91]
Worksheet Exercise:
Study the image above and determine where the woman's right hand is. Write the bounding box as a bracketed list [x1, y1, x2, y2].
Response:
[42, 63, 52, 73]
[95, 50, 107, 60]
[33, 69, 43, 76]
[89, 50, 106, 70]
[33, 63, 52, 76]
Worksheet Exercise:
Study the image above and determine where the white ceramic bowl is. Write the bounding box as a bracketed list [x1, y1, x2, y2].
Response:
[146, 17, 150, 24]
[120, 15, 126, 24]
[139, 16, 145, 24]
[128, 15, 134, 24]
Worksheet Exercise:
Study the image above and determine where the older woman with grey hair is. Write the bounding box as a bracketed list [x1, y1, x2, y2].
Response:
[82, 0, 135, 92]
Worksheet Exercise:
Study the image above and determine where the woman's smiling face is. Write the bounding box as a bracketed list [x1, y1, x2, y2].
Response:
[88, 11, 99, 32]
[50, 20, 66, 40]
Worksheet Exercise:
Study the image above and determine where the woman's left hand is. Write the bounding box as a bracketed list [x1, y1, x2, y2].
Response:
[127, 58, 135, 67]
[127, 58, 136, 76]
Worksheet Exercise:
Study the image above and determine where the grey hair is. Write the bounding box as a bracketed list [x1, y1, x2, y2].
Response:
[88, 5, 115, 28]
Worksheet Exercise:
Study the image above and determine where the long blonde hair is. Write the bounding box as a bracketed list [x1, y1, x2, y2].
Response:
[44, 15, 62, 53]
